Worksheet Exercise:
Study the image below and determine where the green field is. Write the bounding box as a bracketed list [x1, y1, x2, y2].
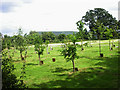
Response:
[11, 39, 119, 88]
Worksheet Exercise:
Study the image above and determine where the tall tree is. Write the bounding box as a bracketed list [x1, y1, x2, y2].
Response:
[82, 8, 117, 39]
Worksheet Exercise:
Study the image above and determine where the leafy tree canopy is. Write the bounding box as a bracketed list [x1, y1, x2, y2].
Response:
[82, 8, 117, 33]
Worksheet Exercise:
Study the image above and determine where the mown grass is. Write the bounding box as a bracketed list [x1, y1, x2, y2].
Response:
[10, 39, 119, 88]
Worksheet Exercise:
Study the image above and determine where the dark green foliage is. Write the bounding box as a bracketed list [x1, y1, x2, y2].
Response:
[2, 50, 27, 88]
[92, 21, 105, 40]
[82, 8, 118, 39]
[41, 32, 55, 42]
[2, 35, 11, 50]
[15, 35, 27, 53]
[26, 31, 40, 45]
[61, 43, 79, 62]
[58, 34, 66, 41]
[35, 43, 45, 55]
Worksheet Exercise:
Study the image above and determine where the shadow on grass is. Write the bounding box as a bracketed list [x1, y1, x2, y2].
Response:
[92, 50, 98, 52]
[26, 63, 38, 65]
[51, 67, 72, 73]
[31, 55, 119, 88]
[79, 54, 110, 61]
[12, 59, 21, 62]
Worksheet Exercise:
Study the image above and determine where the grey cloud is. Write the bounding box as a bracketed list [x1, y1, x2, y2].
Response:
[0, 0, 33, 13]
[0, 2, 17, 13]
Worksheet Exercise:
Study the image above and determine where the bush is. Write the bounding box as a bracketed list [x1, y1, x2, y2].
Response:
[2, 50, 27, 89]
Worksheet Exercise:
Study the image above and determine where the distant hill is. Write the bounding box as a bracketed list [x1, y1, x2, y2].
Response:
[38, 31, 78, 35]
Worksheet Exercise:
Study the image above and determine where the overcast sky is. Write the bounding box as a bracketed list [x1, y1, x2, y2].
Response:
[0, 0, 119, 36]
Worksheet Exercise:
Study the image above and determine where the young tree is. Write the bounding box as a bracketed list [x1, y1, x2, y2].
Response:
[61, 34, 79, 72]
[15, 29, 28, 61]
[34, 35, 45, 65]
[88, 31, 93, 47]
[92, 21, 105, 56]
[45, 40, 49, 54]
[104, 27, 113, 50]
[110, 27, 118, 48]
[76, 20, 86, 50]
[15, 35, 27, 61]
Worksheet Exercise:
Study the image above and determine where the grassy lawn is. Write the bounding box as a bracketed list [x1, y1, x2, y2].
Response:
[10, 39, 119, 88]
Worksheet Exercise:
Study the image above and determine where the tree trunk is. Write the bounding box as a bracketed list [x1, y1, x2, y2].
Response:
[39, 54, 41, 65]
[99, 39, 101, 54]
[81, 39, 84, 50]
[25, 50, 27, 58]
[20, 52, 24, 60]
[14, 45, 16, 52]
[112, 39, 114, 49]
[65, 44, 67, 49]
[8, 49, 10, 58]
[90, 40, 92, 47]
[109, 39, 111, 50]
[47, 46, 48, 54]
[72, 59, 75, 72]
[81, 39, 83, 48]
